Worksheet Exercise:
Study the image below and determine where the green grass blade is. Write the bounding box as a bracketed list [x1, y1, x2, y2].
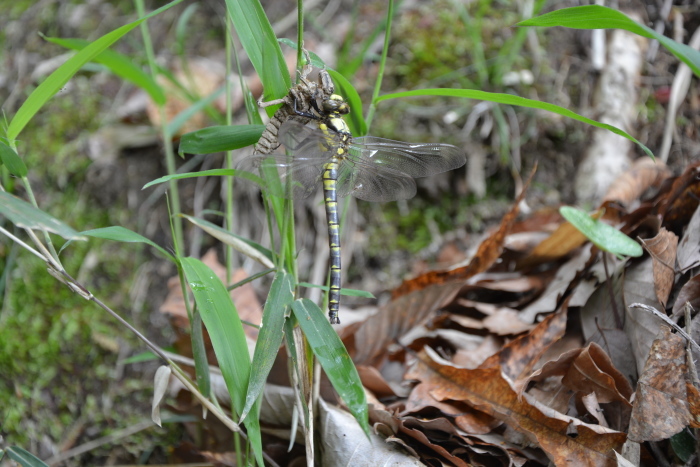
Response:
[42, 37, 166, 105]
[190, 308, 211, 398]
[240, 271, 294, 422]
[180, 214, 275, 267]
[327, 69, 368, 136]
[0, 141, 28, 177]
[0, 191, 82, 240]
[180, 257, 263, 465]
[143, 169, 265, 190]
[225, 0, 290, 114]
[178, 125, 264, 155]
[376, 88, 654, 158]
[4, 446, 48, 467]
[518, 5, 700, 77]
[6, 0, 183, 141]
[291, 298, 370, 438]
[297, 282, 375, 298]
[73, 226, 174, 261]
[559, 206, 643, 257]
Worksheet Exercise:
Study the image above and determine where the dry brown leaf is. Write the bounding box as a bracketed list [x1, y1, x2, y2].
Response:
[480, 304, 569, 381]
[350, 168, 536, 365]
[410, 350, 626, 466]
[628, 326, 692, 442]
[676, 204, 700, 272]
[602, 158, 671, 208]
[659, 161, 700, 233]
[516, 220, 589, 269]
[671, 274, 700, 317]
[639, 227, 678, 307]
[685, 383, 700, 428]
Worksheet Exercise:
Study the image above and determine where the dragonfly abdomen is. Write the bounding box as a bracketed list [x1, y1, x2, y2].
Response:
[323, 158, 341, 325]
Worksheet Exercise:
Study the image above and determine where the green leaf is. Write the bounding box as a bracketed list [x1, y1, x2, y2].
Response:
[376, 88, 654, 159]
[191, 309, 211, 398]
[42, 37, 166, 105]
[241, 271, 294, 421]
[559, 206, 643, 257]
[0, 141, 28, 177]
[225, 0, 289, 116]
[180, 257, 263, 465]
[181, 214, 275, 267]
[143, 168, 235, 189]
[298, 282, 375, 298]
[671, 428, 695, 463]
[6, 0, 184, 141]
[4, 446, 48, 467]
[179, 125, 265, 155]
[328, 69, 368, 136]
[121, 350, 159, 364]
[518, 5, 700, 77]
[291, 298, 370, 438]
[0, 191, 82, 240]
[74, 226, 174, 261]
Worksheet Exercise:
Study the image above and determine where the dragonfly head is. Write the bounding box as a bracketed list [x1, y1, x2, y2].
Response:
[322, 94, 350, 116]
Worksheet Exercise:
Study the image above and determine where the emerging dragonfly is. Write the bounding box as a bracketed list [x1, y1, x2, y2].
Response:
[237, 90, 466, 324]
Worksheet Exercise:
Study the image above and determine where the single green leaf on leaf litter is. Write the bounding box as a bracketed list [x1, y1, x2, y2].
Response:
[241, 271, 295, 422]
[291, 298, 370, 438]
[559, 206, 643, 257]
[0, 141, 28, 177]
[0, 191, 83, 240]
[180, 257, 263, 466]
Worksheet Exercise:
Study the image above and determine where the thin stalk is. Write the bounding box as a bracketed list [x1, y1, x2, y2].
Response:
[296, 0, 304, 83]
[135, 0, 185, 258]
[365, 0, 394, 131]
[225, 16, 235, 285]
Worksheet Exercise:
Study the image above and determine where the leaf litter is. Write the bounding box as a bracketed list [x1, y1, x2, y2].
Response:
[161, 161, 700, 466]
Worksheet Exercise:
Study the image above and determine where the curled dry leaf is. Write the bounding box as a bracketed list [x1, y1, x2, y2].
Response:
[639, 227, 678, 307]
[671, 274, 700, 317]
[602, 158, 671, 209]
[480, 304, 569, 381]
[410, 349, 626, 466]
[676, 204, 700, 273]
[628, 326, 692, 442]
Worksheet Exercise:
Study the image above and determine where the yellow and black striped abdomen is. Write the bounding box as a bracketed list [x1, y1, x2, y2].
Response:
[322, 156, 342, 324]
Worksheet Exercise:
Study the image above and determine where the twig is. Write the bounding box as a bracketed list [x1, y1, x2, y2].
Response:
[629, 303, 700, 354]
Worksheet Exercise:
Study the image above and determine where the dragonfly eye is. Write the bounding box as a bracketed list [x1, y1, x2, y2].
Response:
[322, 95, 350, 115]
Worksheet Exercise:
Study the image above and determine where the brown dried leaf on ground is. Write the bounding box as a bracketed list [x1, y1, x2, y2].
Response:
[659, 161, 700, 233]
[671, 274, 700, 317]
[685, 383, 700, 428]
[410, 349, 626, 466]
[628, 326, 692, 442]
[350, 168, 535, 365]
[639, 227, 678, 307]
[480, 303, 569, 381]
[602, 158, 671, 209]
[676, 205, 700, 273]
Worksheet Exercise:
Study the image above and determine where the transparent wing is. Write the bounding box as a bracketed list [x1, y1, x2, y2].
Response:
[235, 120, 338, 200]
[349, 136, 466, 178]
[235, 152, 325, 200]
[336, 155, 417, 202]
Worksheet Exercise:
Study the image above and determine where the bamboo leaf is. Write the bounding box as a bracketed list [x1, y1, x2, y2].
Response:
[4, 446, 48, 467]
[0, 141, 28, 177]
[74, 226, 174, 261]
[291, 298, 370, 438]
[0, 191, 82, 240]
[241, 271, 294, 421]
[179, 125, 264, 155]
[180, 257, 263, 465]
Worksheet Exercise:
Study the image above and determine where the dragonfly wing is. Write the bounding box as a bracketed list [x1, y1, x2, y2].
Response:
[278, 120, 337, 153]
[235, 153, 324, 200]
[336, 155, 417, 202]
[350, 136, 466, 178]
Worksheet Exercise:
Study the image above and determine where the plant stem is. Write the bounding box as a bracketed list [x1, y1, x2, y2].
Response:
[365, 0, 394, 131]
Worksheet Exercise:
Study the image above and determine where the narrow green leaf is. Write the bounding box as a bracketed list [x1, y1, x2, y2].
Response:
[0, 191, 82, 240]
[42, 37, 166, 105]
[122, 351, 159, 364]
[328, 69, 368, 136]
[0, 141, 28, 177]
[559, 206, 643, 257]
[376, 88, 654, 159]
[5, 446, 48, 467]
[291, 298, 370, 438]
[179, 125, 264, 155]
[6, 0, 183, 140]
[225, 0, 289, 115]
[75, 226, 174, 261]
[298, 282, 375, 298]
[143, 168, 247, 189]
[180, 257, 263, 465]
[181, 214, 275, 267]
[518, 6, 700, 77]
[241, 271, 294, 421]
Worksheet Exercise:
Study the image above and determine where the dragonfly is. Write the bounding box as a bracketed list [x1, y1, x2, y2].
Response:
[237, 91, 466, 324]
